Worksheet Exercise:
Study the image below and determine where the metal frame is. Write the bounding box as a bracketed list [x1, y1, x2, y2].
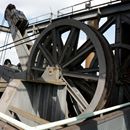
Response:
[0, 1, 130, 129]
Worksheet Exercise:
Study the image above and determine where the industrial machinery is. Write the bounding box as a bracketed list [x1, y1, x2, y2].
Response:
[0, 0, 130, 129]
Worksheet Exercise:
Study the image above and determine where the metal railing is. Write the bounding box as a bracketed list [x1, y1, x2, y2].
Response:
[57, 0, 92, 16]
[25, 0, 121, 27]
[28, 12, 53, 26]
[57, 0, 121, 17]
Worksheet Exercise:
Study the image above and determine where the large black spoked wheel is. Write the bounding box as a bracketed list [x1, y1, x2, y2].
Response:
[28, 19, 115, 117]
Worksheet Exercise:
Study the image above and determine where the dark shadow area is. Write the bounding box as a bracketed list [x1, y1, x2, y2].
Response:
[0, 92, 3, 98]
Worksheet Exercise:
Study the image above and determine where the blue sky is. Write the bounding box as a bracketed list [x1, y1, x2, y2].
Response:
[0, 0, 113, 65]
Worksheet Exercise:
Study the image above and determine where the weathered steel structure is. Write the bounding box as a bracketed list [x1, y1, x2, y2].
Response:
[0, 0, 130, 129]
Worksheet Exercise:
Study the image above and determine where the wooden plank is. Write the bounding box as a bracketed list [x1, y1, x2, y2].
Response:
[9, 105, 49, 124]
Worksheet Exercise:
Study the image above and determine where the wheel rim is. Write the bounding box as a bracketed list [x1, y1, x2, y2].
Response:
[28, 19, 114, 116]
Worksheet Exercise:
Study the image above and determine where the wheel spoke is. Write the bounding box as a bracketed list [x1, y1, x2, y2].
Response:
[74, 79, 96, 101]
[52, 29, 57, 62]
[44, 35, 52, 46]
[38, 44, 55, 66]
[31, 66, 45, 72]
[75, 68, 99, 73]
[57, 35, 64, 61]
[62, 44, 94, 68]
[52, 28, 64, 62]
[52, 29, 59, 63]
[77, 40, 91, 54]
[35, 52, 44, 68]
[65, 29, 80, 60]
[68, 40, 94, 67]
[63, 77, 89, 112]
[62, 70, 98, 81]
[59, 27, 79, 64]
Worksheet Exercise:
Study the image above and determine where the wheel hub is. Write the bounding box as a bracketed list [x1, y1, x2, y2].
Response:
[41, 65, 65, 85]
